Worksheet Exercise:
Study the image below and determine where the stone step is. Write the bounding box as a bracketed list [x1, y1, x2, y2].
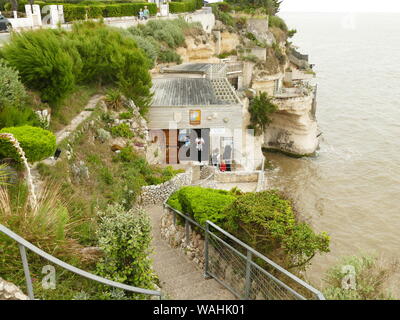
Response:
[191, 288, 237, 300]
[152, 247, 182, 262]
[157, 261, 199, 280]
[163, 270, 204, 293]
[152, 253, 188, 269]
[169, 277, 227, 300]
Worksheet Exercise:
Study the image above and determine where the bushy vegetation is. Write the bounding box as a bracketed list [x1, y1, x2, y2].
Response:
[169, 0, 203, 13]
[110, 123, 133, 138]
[168, 187, 330, 271]
[248, 92, 278, 136]
[0, 59, 26, 107]
[127, 18, 201, 65]
[0, 125, 56, 163]
[268, 14, 288, 32]
[0, 22, 153, 113]
[96, 204, 157, 295]
[168, 186, 237, 226]
[224, 190, 330, 269]
[1, 30, 77, 104]
[323, 255, 398, 300]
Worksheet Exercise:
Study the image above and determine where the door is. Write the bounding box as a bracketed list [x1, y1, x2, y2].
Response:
[164, 129, 178, 164]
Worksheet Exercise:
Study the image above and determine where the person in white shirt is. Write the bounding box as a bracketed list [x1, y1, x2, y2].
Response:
[195, 137, 205, 163]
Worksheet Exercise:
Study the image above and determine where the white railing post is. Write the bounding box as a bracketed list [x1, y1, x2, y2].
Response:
[18, 244, 34, 300]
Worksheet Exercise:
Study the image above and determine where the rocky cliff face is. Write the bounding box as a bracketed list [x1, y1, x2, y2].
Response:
[265, 93, 318, 156]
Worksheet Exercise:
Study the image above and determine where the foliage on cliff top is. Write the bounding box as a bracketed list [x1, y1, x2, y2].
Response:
[126, 18, 202, 66]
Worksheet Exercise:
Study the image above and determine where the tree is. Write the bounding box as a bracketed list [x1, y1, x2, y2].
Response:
[247, 92, 278, 136]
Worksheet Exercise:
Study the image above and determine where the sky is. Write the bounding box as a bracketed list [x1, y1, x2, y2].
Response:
[280, 0, 400, 12]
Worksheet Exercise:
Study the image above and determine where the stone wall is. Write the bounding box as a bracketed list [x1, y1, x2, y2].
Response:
[0, 278, 28, 300]
[215, 171, 259, 183]
[161, 207, 205, 269]
[139, 168, 192, 206]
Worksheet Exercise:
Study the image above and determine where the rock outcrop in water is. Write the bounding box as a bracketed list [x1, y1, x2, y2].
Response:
[266, 92, 318, 156]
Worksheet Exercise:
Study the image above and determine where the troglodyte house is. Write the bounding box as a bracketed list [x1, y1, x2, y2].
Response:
[147, 63, 256, 168]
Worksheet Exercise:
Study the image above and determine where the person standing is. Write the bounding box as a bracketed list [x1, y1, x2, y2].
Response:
[138, 8, 144, 20]
[195, 136, 205, 163]
[143, 6, 150, 20]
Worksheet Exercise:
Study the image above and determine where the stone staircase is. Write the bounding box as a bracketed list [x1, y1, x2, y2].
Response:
[147, 205, 235, 300]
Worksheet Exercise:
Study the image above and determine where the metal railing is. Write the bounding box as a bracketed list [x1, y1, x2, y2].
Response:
[163, 203, 325, 300]
[255, 158, 266, 192]
[0, 224, 162, 300]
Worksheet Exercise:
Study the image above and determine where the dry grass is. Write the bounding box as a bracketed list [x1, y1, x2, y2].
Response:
[0, 181, 82, 257]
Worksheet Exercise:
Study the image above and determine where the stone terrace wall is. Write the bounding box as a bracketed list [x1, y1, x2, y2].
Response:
[139, 168, 192, 206]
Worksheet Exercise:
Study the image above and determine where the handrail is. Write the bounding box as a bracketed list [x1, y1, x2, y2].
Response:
[0, 224, 162, 300]
[205, 220, 325, 300]
[163, 202, 325, 300]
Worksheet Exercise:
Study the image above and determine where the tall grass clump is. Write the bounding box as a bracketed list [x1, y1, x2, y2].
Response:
[0, 182, 79, 255]
[323, 254, 399, 300]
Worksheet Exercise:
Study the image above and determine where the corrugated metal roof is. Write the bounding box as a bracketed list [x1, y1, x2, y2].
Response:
[162, 63, 225, 74]
[151, 78, 225, 106]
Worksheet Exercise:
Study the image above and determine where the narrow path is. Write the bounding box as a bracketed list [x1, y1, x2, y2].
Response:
[147, 205, 235, 300]
[55, 94, 104, 144]
[30, 94, 104, 194]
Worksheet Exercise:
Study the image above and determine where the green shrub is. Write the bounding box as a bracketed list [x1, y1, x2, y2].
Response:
[110, 123, 133, 138]
[0, 125, 56, 163]
[268, 15, 288, 32]
[118, 111, 133, 120]
[247, 92, 278, 136]
[323, 255, 397, 300]
[68, 21, 153, 113]
[141, 19, 186, 48]
[1, 30, 76, 104]
[169, 1, 187, 13]
[224, 190, 330, 269]
[169, 186, 237, 226]
[95, 204, 157, 292]
[129, 35, 159, 66]
[62, 3, 157, 21]
[0, 60, 26, 108]
[0, 105, 40, 129]
[158, 49, 182, 63]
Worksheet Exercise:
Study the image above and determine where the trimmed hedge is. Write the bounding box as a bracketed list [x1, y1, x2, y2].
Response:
[168, 186, 236, 226]
[60, 3, 157, 21]
[169, 0, 202, 13]
[0, 126, 56, 163]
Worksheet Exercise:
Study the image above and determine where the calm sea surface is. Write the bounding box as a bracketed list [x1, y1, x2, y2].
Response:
[266, 12, 400, 288]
